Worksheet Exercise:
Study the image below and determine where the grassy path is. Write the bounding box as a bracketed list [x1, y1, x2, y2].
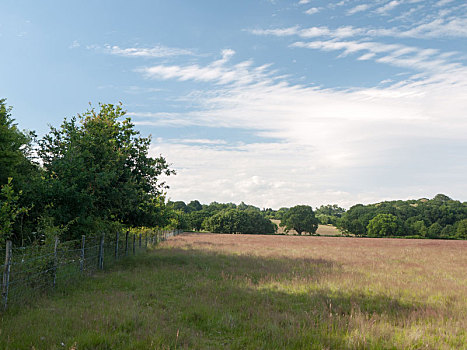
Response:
[1, 233, 466, 349]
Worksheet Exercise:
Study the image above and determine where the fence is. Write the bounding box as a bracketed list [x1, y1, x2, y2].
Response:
[1, 229, 182, 311]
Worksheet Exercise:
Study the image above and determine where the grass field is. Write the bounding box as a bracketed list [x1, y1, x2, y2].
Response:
[1, 233, 466, 349]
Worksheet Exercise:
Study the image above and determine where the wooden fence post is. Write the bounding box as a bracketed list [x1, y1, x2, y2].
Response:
[145, 234, 148, 249]
[125, 230, 129, 257]
[2, 241, 12, 310]
[80, 235, 85, 272]
[98, 234, 104, 270]
[115, 231, 119, 260]
[139, 234, 142, 249]
[53, 237, 59, 288]
[132, 234, 136, 255]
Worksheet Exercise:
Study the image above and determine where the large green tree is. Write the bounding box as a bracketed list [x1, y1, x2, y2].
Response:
[280, 205, 318, 235]
[367, 214, 404, 237]
[38, 103, 174, 238]
[204, 208, 276, 234]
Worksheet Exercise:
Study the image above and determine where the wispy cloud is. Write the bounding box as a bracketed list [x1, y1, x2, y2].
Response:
[137, 49, 276, 86]
[291, 39, 460, 74]
[133, 50, 467, 207]
[347, 4, 370, 15]
[375, 1, 402, 15]
[305, 7, 320, 15]
[103, 44, 194, 58]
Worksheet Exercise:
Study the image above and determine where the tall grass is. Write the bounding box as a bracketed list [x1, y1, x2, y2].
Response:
[0, 233, 466, 349]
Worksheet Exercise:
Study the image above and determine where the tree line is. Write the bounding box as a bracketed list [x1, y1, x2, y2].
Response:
[1, 99, 174, 247]
[338, 194, 467, 239]
[168, 201, 321, 235]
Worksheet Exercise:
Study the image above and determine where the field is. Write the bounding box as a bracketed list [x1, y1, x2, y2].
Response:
[1, 233, 466, 349]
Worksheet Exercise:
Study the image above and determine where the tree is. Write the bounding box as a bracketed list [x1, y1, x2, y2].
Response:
[280, 205, 318, 235]
[204, 208, 276, 235]
[171, 201, 188, 213]
[0, 99, 37, 186]
[187, 200, 203, 213]
[0, 178, 28, 245]
[410, 220, 427, 237]
[427, 222, 442, 238]
[366, 214, 403, 237]
[38, 103, 174, 239]
[188, 210, 210, 231]
[455, 219, 467, 239]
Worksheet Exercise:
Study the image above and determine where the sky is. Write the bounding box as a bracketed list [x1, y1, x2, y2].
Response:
[1, 0, 467, 209]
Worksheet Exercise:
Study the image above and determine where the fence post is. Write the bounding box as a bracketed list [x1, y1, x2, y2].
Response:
[115, 230, 119, 260]
[139, 234, 142, 249]
[98, 234, 104, 270]
[53, 237, 59, 288]
[145, 234, 148, 249]
[132, 234, 136, 255]
[125, 230, 129, 257]
[80, 235, 85, 272]
[2, 241, 12, 310]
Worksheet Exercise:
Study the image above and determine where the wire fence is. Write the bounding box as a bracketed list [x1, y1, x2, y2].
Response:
[1, 229, 182, 311]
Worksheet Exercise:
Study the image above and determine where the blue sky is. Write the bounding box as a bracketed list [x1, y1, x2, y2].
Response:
[1, 0, 467, 208]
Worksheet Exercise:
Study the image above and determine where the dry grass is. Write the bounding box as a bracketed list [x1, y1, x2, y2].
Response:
[170, 233, 467, 348]
[1, 233, 466, 349]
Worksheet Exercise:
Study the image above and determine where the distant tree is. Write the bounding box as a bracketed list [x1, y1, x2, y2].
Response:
[410, 220, 427, 237]
[433, 194, 452, 202]
[455, 219, 467, 239]
[188, 210, 210, 231]
[187, 200, 203, 213]
[427, 222, 442, 238]
[280, 205, 318, 235]
[204, 208, 276, 234]
[441, 224, 455, 237]
[171, 201, 188, 213]
[367, 214, 403, 237]
[274, 207, 289, 220]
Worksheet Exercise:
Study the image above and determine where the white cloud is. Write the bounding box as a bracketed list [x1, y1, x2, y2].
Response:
[375, 1, 402, 15]
[347, 4, 370, 15]
[103, 44, 194, 58]
[137, 49, 276, 86]
[250, 27, 300, 37]
[305, 7, 320, 15]
[298, 0, 311, 4]
[135, 52, 467, 207]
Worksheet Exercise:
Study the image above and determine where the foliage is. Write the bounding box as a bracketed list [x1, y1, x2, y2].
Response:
[315, 204, 346, 225]
[339, 194, 467, 239]
[38, 103, 174, 239]
[0, 178, 29, 245]
[204, 208, 276, 234]
[367, 214, 404, 237]
[0, 99, 38, 187]
[280, 205, 318, 235]
[456, 219, 467, 239]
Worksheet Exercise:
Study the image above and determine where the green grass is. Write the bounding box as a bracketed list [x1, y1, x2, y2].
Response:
[0, 234, 466, 349]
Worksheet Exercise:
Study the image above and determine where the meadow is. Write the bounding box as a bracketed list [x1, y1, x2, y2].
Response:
[1, 233, 466, 349]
